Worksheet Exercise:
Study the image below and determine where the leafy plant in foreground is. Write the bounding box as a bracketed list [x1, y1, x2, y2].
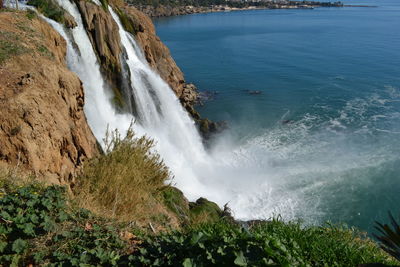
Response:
[374, 212, 400, 262]
[0, 184, 69, 265]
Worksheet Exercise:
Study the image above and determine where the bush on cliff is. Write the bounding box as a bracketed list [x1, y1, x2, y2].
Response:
[75, 127, 171, 222]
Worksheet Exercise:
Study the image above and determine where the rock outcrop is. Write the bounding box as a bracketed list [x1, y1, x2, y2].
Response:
[0, 11, 98, 184]
[76, 0, 122, 86]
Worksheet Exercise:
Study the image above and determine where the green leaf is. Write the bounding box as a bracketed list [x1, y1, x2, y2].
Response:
[12, 238, 28, 253]
[234, 251, 247, 266]
[190, 232, 204, 245]
[182, 258, 195, 267]
[0, 241, 8, 253]
[23, 222, 36, 237]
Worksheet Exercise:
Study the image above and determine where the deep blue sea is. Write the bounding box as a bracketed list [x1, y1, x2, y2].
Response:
[154, 0, 400, 233]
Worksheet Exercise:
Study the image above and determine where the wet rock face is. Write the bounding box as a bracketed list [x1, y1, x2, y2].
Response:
[76, 0, 122, 86]
[0, 12, 98, 184]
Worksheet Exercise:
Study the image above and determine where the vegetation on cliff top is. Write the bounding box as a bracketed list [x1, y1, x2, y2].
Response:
[75, 127, 171, 222]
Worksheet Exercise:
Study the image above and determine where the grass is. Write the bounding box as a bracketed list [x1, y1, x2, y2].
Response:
[0, 31, 30, 65]
[74, 127, 171, 222]
[37, 44, 53, 59]
[121, 220, 397, 266]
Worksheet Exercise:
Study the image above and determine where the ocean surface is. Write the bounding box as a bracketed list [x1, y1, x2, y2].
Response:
[154, 0, 400, 233]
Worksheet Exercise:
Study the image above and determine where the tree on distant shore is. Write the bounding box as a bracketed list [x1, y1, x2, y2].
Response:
[0, 0, 3, 9]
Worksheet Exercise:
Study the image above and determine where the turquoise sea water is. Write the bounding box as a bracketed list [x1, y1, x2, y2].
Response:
[154, 0, 400, 233]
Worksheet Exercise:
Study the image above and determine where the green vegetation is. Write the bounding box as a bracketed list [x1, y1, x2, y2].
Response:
[0, 31, 30, 65]
[99, 0, 109, 10]
[25, 9, 37, 20]
[75, 127, 171, 222]
[120, 220, 395, 266]
[0, 181, 129, 266]
[112, 86, 126, 110]
[27, 0, 65, 23]
[375, 212, 400, 261]
[37, 44, 54, 59]
[1, 179, 395, 266]
[114, 7, 141, 35]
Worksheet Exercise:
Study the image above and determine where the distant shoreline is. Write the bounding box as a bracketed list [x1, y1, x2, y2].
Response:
[129, 1, 349, 18]
[343, 5, 378, 7]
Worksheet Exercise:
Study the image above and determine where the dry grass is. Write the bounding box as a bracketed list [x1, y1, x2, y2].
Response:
[0, 161, 38, 189]
[74, 127, 172, 223]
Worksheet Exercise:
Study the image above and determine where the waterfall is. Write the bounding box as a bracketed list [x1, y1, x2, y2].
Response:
[45, 0, 211, 199]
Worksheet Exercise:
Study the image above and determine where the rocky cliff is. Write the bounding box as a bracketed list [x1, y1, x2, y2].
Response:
[0, 11, 98, 184]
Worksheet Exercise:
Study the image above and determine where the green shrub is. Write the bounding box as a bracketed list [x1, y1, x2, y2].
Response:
[75, 127, 171, 221]
[189, 197, 223, 224]
[26, 9, 37, 20]
[374, 212, 400, 262]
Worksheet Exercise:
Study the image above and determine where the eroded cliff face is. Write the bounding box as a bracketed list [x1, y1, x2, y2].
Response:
[0, 11, 98, 184]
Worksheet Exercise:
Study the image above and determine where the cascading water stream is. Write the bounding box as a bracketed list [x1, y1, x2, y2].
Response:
[49, 0, 133, 141]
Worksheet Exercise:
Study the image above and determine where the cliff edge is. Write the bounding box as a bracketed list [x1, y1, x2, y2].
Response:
[0, 11, 98, 184]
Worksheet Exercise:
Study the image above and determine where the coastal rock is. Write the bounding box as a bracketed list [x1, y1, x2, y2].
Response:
[0, 12, 98, 184]
[198, 118, 228, 140]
